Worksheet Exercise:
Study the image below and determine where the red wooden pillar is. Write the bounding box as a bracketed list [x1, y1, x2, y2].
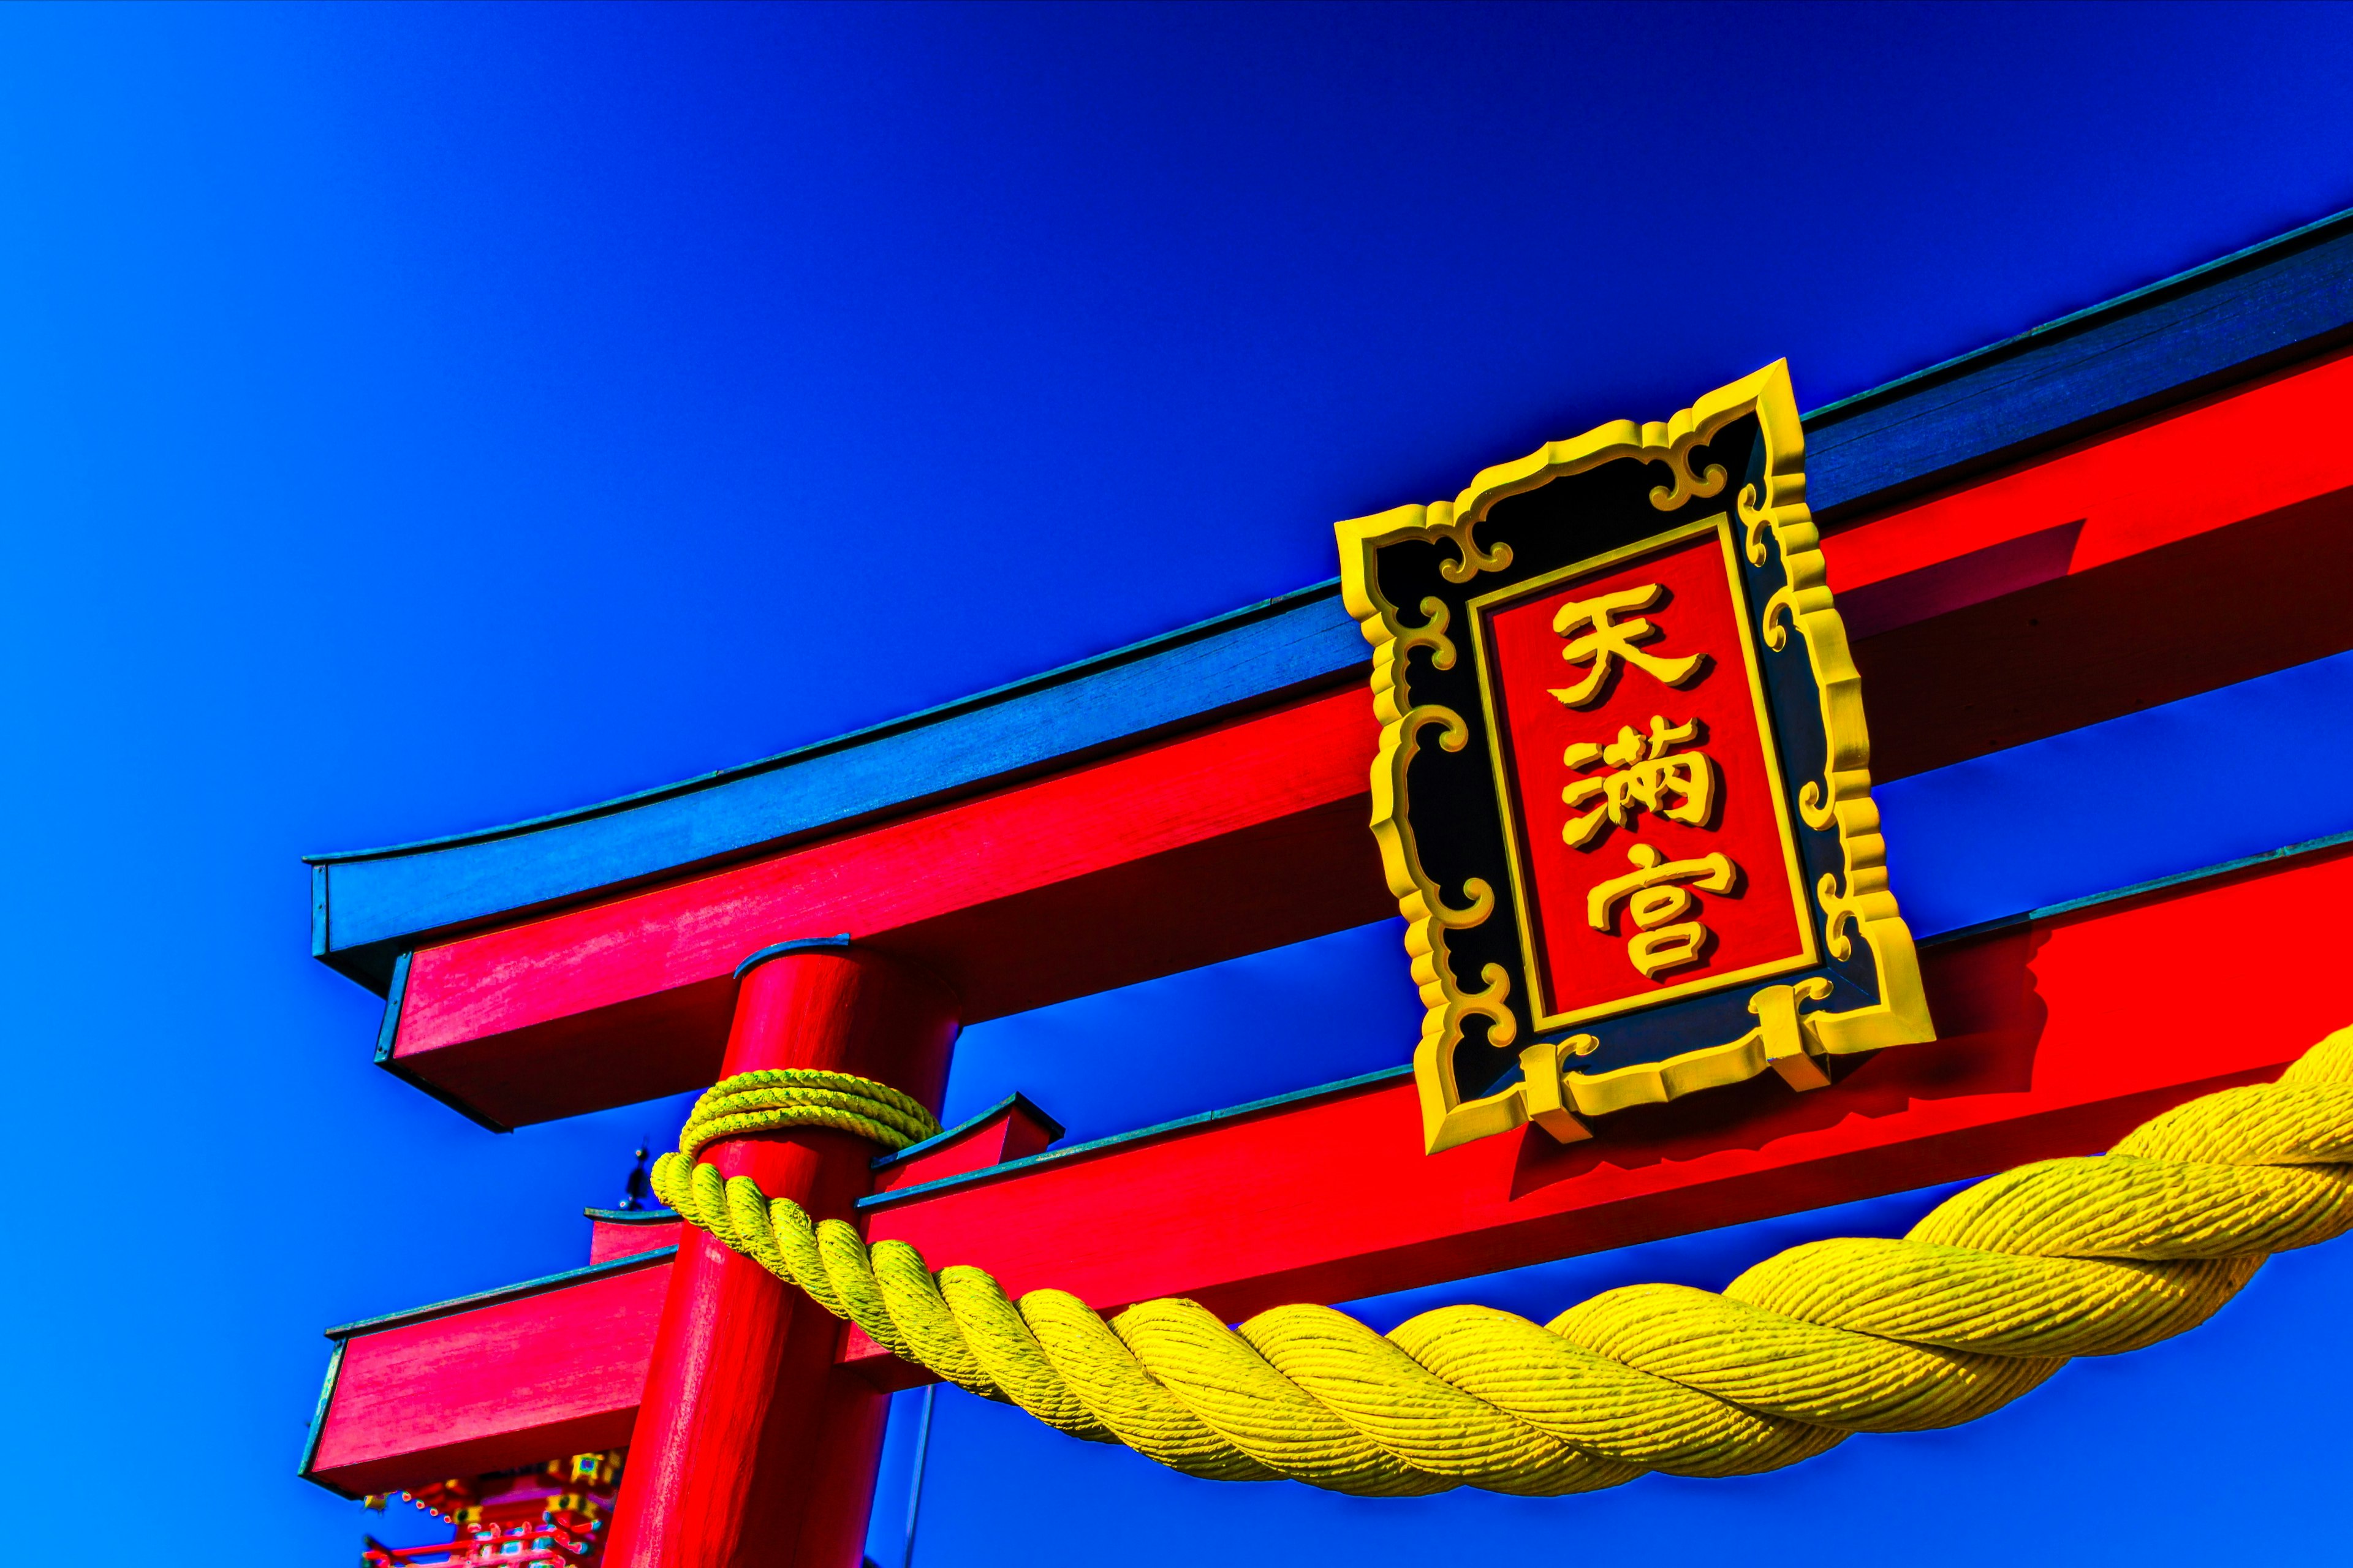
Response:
[607, 939, 959, 1568]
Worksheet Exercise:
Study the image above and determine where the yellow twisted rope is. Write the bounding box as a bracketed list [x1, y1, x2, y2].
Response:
[650, 1027, 2353, 1496]
[676, 1069, 942, 1163]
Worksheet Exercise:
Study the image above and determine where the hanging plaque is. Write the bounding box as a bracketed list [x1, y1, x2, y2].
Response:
[1337, 363, 1933, 1153]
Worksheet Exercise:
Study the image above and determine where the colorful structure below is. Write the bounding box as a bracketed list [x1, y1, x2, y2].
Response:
[362, 1452, 623, 1566]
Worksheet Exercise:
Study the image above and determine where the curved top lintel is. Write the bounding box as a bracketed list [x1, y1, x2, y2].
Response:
[307, 205, 2353, 995]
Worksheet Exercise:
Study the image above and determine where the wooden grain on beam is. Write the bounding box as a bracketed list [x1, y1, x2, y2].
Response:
[388, 689, 1390, 1126]
[304, 1251, 673, 1498]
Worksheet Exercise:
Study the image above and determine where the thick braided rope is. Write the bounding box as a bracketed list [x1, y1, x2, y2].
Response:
[675, 1069, 942, 1164]
[650, 1028, 2353, 1496]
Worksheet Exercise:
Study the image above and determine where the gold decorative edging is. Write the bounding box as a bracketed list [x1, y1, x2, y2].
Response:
[1336, 363, 1933, 1155]
[1732, 371, 1933, 1062]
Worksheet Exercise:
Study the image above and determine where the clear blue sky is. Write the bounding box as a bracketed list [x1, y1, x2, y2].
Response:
[4, 4, 2352, 1562]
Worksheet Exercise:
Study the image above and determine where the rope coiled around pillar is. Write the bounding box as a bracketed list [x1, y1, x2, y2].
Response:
[649, 1026, 2353, 1496]
[675, 1069, 942, 1162]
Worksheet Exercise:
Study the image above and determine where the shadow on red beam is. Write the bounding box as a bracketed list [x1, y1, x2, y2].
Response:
[386, 347, 2353, 1131]
[838, 837, 2353, 1387]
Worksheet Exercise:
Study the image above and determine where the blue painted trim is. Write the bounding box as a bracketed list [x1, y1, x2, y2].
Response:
[307, 206, 2353, 994]
[583, 1206, 680, 1224]
[734, 933, 853, 980]
[296, 1339, 353, 1493]
[857, 822, 2353, 1213]
[311, 862, 329, 960]
[320, 1245, 679, 1341]
[857, 1064, 1414, 1212]
[369, 950, 411, 1066]
[1921, 824, 2353, 950]
[309, 581, 1363, 992]
[1805, 204, 2353, 516]
[870, 1091, 1068, 1173]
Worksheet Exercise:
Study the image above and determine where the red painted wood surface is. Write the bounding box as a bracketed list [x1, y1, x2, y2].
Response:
[1825, 344, 2353, 594]
[607, 945, 959, 1568]
[394, 689, 1386, 1127]
[382, 348, 2353, 1131]
[1839, 345, 2353, 777]
[871, 1099, 1063, 1197]
[591, 1215, 683, 1264]
[848, 841, 2353, 1355]
[314, 841, 2353, 1477]
[308, 1256, 670, 1498]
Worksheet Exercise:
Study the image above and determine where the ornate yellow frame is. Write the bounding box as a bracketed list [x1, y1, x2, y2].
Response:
[1335, 362, 1934, 1156]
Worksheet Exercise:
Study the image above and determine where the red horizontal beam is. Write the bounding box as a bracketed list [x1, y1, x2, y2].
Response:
[1838, 346, 2353, 776]
[306, 1252, 672, 1498]
[847, 838, 2353, 1356]
[392, 689, 1390, 1126]
[313, 841, 2353, 1480]
[388, 347, 2353, 1129]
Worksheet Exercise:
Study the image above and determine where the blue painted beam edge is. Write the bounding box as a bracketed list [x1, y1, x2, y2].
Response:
[296, 1339, 352, 1493]
[1804, 202, 2353, 515]
[870, 1091, 1072, 1174]
[309, 205, 2353, 991]
[314, 580, 1366, 988]
[583, 1206, 681, 1224]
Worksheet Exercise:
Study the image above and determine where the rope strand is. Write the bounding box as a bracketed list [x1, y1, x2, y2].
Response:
[651, 1025, 2353, 1496]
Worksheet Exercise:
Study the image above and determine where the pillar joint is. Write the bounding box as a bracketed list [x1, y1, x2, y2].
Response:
[607, 939, 960, 1568]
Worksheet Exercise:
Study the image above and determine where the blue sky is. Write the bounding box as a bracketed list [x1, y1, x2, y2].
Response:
[3, 4, 2351, 1562]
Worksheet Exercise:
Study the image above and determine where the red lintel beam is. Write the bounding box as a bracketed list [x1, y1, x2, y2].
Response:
[304, 1249, 673, 1499]
[846, 837, 2353, 1354]
[386, 347, 2353, 1129]
[389, 685, 1392, 1126]
[310, 840, 2353, 1483]
[1836, 344, 2353, 776]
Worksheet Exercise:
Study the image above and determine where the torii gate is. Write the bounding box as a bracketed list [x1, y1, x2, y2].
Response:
[300, 208, 2353, 1566]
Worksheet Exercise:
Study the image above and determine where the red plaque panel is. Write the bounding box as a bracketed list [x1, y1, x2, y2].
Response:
[1473, 515, 1813, 1029]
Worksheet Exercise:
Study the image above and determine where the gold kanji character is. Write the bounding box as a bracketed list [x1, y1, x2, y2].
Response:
[1560, 715, 1718, 849]
[1547, 582, 1710, 708]
[1586, 843, 1741, 980]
